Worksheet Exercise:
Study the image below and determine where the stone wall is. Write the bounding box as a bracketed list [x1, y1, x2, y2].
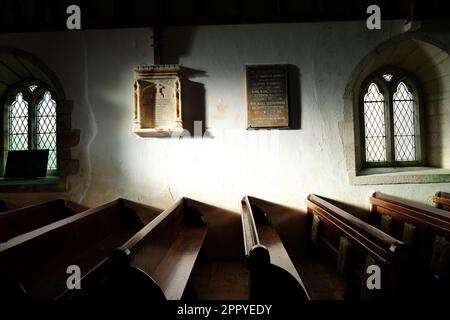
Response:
[0, 22, 449, 215]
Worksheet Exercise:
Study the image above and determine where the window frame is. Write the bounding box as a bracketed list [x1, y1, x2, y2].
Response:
[360, 69, 424, 168]
[1, 78, 60, 177]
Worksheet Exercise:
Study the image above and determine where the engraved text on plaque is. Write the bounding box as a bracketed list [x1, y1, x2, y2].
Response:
[245, 64, 289, 128]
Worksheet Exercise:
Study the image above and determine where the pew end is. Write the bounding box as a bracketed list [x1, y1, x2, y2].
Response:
[65, 198, 208, 301]
[0, 198, 161, 300]
[241, 196, 310, 301]
[306, 194, 410, 299]
[370, 192, 450, 297]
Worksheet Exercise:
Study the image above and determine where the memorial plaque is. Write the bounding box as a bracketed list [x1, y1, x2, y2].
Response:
[133, 65, 183, 137]
[245, 64, 289, 129]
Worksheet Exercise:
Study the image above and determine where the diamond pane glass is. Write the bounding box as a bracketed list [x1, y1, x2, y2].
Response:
[364, 83, 386, 162]
[37, 91, 57, 170]
[393, 82, 416, 161]
[9, 92, 29, 151]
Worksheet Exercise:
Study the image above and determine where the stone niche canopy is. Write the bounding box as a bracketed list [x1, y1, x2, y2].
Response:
[133, 65, 183, 137]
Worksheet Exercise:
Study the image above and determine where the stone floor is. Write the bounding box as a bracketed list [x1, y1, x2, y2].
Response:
[189, 256, 347, 300]
[297, 258, 347, 300]
[189, 259, 249, 300]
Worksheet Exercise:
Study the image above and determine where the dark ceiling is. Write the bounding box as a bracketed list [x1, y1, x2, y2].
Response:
[0, 0, 449, 33]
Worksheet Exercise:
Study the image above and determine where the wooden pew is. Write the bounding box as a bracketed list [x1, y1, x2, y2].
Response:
[433, 191, 450, 212]
[59, 197, 207, 301]
[371, 193, 450, 225]
[306, 194, 409, 299]
[0, 200, 8, 213]
[241, 196, 309, 300]
[370, 192, 450, 296]
[0, 198, 160, 300]
[0, 199, 86, 242]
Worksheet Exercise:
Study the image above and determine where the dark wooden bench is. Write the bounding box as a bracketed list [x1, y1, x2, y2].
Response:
[241, 196, 309, 300]
[370, 192, 450, 297]
[0, 200, 8, 213]
[0, 198, 160, 300]
[60, 197, 208, 301]
[433, 191, 450, 212]
[0, 199, 86, 242]
[306, 194, 409, 299]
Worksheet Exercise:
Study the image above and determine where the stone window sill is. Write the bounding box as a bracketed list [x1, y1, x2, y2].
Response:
[350, 166, 450, 185]
[0, 176, 67, 193]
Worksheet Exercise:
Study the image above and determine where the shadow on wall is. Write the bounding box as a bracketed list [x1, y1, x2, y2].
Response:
[161, 26, 196, 65]
[185, 198, 244, 260]
[159, 27, 209, 137]
[181, 67, 208, 136]
[161, 27, 303, 132]
[288, 64, 302, 130]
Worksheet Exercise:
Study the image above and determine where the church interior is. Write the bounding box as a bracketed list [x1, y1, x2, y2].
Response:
[0, 0, 449, 306]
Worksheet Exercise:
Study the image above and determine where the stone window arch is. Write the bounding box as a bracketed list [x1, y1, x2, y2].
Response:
[342, 33, 450, 184]
[2, 80, 59, 175]
[360, 70, 422, 167]
[0, 47, 79, 192]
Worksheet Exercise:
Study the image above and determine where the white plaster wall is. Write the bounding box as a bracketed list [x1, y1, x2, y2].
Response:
[1, 21, 450, 214]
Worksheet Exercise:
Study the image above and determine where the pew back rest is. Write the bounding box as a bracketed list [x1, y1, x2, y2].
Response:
[370, 193, 450, 242]
[0, 199, 144, 298]
[308, 194, 405, 257]
[306, 194, 409, 298]
[372, 192, 450, 225]
[124, 199, 186, 276]
[118, 198, 207, 300]
[0, 199, 79, 242]
[307, 194, 405, 266]
[242, 196, 309, 300]
[370, 193, 450, 270]
[433, 191, 450, 212]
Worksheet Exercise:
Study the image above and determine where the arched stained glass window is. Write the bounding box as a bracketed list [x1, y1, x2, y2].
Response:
[361, 73, 421, 167]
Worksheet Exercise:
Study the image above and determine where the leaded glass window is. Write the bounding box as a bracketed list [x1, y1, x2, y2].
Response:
[364, 83, 386, 162]
[362, 73, 421, 167]
[9, 92, 29, 151]
[37, 91, 57, 170]
[28, 85, 38, 92]
[5, 84, 59, 174]
[393, 82, 416, 161]
[382, 74, 393, 82]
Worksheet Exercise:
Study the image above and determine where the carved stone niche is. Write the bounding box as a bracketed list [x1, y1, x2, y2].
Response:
[133, 65, 183, 137]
